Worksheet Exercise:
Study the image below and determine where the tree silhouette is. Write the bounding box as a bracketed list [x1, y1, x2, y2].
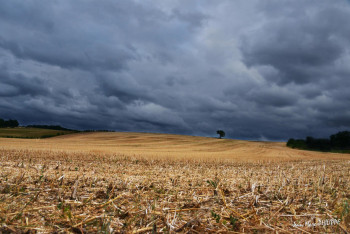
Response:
[216, 130, 225, 139]
[287, 130, 350, 152]
[0, 118, 19, 128]
[330, 131, 350, 149]
[7, 119, 19, 128]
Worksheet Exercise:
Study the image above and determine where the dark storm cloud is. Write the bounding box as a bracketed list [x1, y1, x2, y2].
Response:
[241, 1, 350, 85]
[0, 68, 49, 97]
[0, 28, 136, 72]
[1, 0, 350, 140]
[0, 0, 142, 71]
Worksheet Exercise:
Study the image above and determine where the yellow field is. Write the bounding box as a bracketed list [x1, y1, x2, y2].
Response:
[0, 132, 349, 233]
[1, 132, 349, 161]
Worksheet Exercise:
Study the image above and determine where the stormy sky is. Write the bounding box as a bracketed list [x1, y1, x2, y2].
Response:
[1, 0, 350, 140]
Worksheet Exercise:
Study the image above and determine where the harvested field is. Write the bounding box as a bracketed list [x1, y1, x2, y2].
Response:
[0, 132, 349, 233]
[1, 132, 349, 161]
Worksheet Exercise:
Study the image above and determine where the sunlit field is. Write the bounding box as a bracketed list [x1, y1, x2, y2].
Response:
[1, 132, 349, 233]
[1, 132, 349, 161]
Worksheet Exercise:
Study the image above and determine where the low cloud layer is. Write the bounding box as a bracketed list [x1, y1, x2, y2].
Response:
[1, 0, 350, 140]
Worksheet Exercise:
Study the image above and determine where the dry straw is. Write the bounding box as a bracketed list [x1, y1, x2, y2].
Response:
[0, 132, 349, 233]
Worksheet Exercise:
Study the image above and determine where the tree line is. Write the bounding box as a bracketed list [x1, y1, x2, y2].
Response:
[0, 118, 19, 128]
[287, 131, 350, 152]
[26, 125, 73, 131]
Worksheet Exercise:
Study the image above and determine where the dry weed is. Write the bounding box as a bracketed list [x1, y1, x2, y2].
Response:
[0, 147, 349, 233]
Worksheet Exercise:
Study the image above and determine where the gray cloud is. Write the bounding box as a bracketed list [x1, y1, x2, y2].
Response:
[241, 2, 350, 85]
[0, 67, 49, 97]
[1, 0, 350, 140]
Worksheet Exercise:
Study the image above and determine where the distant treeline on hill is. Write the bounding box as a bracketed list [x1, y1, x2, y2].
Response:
[0, 118, 116, 133]
[0, 118, 19, 128]
[83, 129, 115, 132]
[26, 125, 76, 131]
[287, 131, 350, 152]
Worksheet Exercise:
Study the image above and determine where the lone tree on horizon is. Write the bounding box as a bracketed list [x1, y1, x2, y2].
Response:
[216, 130, 225, 139]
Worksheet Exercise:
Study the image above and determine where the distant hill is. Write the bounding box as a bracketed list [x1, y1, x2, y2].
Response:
[0, 127, 78, 139]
